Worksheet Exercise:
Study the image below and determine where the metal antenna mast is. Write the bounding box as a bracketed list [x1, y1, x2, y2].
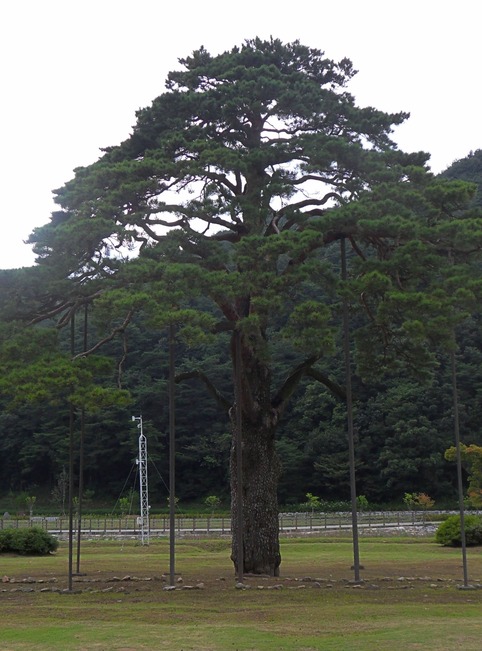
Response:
[133, 415, 149, 545]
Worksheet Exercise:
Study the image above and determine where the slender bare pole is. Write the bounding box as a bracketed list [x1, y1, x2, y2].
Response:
[341, 237, 361, 582]
[68, 314, 75, 591]
[235, 328, 244, 582]
[75, 411, 84, 575]
[76, 304, 88, 574]
[168, 323, 176, 586]
[450, 348, 470, 587]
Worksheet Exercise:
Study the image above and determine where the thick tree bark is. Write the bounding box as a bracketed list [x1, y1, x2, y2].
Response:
[230, 418, 281, 576]
[229, 331, 281, 576]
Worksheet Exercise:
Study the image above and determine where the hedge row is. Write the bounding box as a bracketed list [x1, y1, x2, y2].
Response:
[0, 527, 58, 555]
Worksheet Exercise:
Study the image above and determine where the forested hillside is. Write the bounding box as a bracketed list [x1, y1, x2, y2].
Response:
[1, 201, 482, 508]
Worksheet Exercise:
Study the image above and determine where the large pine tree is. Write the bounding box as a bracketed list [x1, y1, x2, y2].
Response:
[29, 38, 433, 575]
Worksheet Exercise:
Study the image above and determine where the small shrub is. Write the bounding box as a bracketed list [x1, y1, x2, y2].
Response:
[119, 497, 131, 517]
[403, 492, 416, 510]
[435, 514, 482, 547]
[303, 493, 321, 514]
[356, 495, 369, 511]
[403, 492, 435, 510]
[204, 495, 221, 514]
[0, 527, 58, 555]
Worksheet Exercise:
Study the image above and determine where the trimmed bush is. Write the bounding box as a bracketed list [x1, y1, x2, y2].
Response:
[435, 514, 482, 547]
[0, 529, 14, 553]
[0, 527, 58, 555]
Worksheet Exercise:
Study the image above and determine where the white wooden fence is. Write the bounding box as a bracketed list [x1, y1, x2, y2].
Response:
[0, 510, 454, 536]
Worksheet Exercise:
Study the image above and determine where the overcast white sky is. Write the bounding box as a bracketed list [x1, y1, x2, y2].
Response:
[1, 0, 480, 269]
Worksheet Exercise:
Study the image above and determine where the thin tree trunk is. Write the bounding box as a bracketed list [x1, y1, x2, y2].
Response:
[451, 348, 470, 587]
[168, 323, 176, 586]
[234, 329, 244, 583]
[75, 409, 84, 574]
[76, 303, 88, 574]
[341, 236, 361, 582]
[68, 313, 75, 592]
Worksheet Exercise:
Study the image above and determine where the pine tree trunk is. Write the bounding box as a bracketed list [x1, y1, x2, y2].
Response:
[230, 418, 281, 576]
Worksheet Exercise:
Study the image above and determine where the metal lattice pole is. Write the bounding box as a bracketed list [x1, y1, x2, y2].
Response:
[134, 416, 149, 545]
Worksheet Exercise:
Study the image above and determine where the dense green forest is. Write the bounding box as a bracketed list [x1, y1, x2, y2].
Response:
[1, 269, 482, 509]
[1, 39, 482, 575]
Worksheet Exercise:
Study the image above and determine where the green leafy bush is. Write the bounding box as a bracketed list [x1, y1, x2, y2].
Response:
[0, 529, 14, 553]
[435, 514, 482, 547]
[0, 527, 58, 555]
[356, 495, 370, 511]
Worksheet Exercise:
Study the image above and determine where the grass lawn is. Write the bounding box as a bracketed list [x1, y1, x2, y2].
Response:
[1, 534, 481, 650]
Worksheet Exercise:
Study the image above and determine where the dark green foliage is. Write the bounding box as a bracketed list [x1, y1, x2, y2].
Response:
[441, 150, 482, 208]
[0, 529, 14, 553]
[0, 527, 59, 555]
[435, 514, 482, 547]
[2, 274, 482, 505]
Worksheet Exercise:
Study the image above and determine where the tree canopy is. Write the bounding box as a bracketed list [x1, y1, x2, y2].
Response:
[441, 149, 482, 208]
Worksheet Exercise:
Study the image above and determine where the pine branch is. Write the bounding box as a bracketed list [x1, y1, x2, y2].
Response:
[271, 355, 319, 412]
[72, 308, 135, 360]
[305, 367, 346, 401]
[175, 369, 231, 412]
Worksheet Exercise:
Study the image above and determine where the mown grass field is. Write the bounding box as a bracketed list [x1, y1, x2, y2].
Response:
[1, 534, 482, 650]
